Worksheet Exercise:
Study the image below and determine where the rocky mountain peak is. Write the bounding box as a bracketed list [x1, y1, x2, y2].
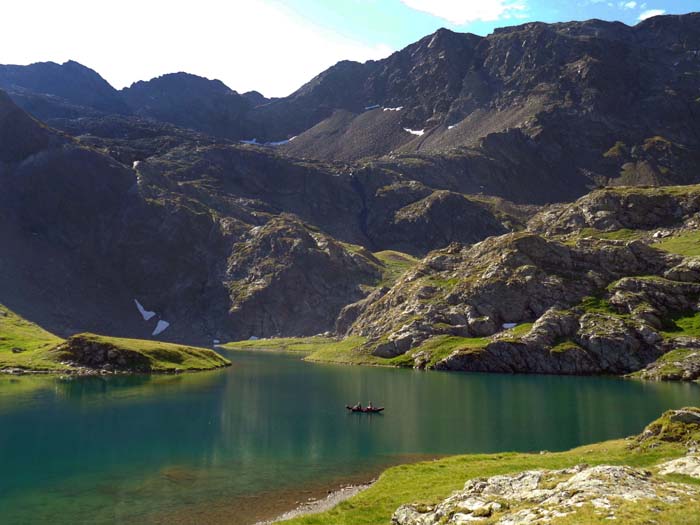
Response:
[0, 60, 127, 114]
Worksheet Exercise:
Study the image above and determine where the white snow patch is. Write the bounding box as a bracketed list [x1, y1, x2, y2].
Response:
[132, 160, 141, 169]
[448, 125, 457, 130]
[364, 104, 381, 110]
[403, 128, 425, 136]
[213, 339, 221, 345]
[383, 106, 403, 112]
[152, 320, 170, 336]
[134, 299, 156, 321]
[243, 137, 297, 147]
[248, 336, 260, 341]
[267, 136, 296, 146]
[502, 323, 518, 329]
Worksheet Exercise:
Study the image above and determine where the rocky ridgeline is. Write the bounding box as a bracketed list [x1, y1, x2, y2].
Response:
[2, 14, 700, 205]
[529, 185, 700, 236]
[393, 408, 700, 525]
[338, 186, 700, 377]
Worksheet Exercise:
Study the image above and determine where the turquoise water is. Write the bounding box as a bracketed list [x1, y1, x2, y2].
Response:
[0, 350, 699, 524]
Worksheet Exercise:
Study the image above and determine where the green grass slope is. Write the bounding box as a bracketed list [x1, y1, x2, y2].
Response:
[655, 231, 700, 257]
[282, 409, 700, 524]
[221, 324, 535, 368]
[56, 333, 231, 373]
[0, 304, 68, 371]
[0, 304, 230, 374]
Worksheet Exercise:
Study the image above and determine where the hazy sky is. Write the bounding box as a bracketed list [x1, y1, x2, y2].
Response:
[1, 0, 696, 97]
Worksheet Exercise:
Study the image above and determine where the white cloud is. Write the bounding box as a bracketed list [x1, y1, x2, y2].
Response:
[621, 1, 637, 8]
[638, 8, 666, 20]
[400, 0, 527, 25]
[0, 0, 394, 97]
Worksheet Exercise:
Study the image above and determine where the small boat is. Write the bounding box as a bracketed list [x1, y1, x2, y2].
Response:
[346, 405, 384, 413]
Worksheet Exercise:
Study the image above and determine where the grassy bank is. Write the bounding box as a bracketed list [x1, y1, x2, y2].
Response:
[222, 324, 535, 368]
[281, 409, 700, 524]
[654, 230, 700, 257]
[0, 304, 229, 374]
[56, 333, 231, 373]
[221, 336, 412, 366]
[0, 304, 69, 372]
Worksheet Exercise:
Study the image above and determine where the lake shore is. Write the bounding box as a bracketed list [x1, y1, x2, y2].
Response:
[255, 481, 375, 524]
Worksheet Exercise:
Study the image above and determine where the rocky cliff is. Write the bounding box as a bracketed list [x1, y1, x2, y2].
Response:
[336, 185, 700, 376]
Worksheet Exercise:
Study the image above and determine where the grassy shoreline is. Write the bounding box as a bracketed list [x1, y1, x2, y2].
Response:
[278, 408, 700, 524]
[1, 304, 230, 374]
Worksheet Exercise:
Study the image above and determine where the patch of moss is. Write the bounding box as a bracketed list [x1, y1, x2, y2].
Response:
[423, 276, 460, 289]
[654, 231, 700, 257]
[550, 339, 584, 353]
[629, 348, 698, 380]
[500, 322, 534, 340]
[661, 311, 700, 338]
[409, 335, 490, 367]
[632, 407, 700, 451]
[579, 296, 619, 315]
[578, 227, 643, 242]
[643, 135, 673, 152]
[373, 250, 419, 287]
[603, 141, 628, 159]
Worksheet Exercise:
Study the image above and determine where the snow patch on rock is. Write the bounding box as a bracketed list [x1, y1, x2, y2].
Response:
[403, 128, 425, 136]
[241, 137, 296, 147]
[152, 320, 170, 336]
[134, 299, 156, 321]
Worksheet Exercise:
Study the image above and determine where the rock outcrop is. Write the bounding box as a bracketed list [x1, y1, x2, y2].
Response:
[658, 456, 700, 478]
[393, 465, 698, 525]
[5, 14, 700, 204]
[224, 217, 381, 338]
[54, 333, 230, 373]
[393, 408, 700, 524]
[333, 182, 700, 376]
[634, 349, 700, 381]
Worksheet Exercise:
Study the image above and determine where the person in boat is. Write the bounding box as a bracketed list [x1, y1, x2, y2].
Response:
[353, 401, 362, 411]
[367, 401, 374, 411]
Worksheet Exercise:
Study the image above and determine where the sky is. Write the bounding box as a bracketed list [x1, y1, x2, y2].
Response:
[1, 0, 697, 97]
